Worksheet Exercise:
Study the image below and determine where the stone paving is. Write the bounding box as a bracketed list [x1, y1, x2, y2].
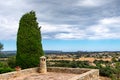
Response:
[10, 72, 79, 80]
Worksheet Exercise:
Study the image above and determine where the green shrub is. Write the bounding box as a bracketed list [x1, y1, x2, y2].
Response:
[99, 66, 113, 77]
[0, 62, 8, 67]
[0, 62, 5, 67]
[0, 67, 14, 74]
[0, 62, 14, 74]
[7, 56, 16, 68]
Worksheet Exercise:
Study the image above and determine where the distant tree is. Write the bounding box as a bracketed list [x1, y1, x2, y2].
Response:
[16, 11, 44, 68]
[99, 66, 113, 77]
[0, 42, 3, 51]
[112, 57, 118, 62]
[111, 62, 120, 80]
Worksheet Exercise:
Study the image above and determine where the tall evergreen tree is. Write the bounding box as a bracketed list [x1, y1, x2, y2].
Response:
[16, 11, 44, 68]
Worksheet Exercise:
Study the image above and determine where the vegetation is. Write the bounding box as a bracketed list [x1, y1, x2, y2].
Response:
[7, 56, 16, 68]
[0, 62, 14, 74]
[47, 60, 93, 68]
[111, 62, 120, 80]
[0, 42, 3, 51]
[16, 11, 44, 69]
[47, 59, 117, 78]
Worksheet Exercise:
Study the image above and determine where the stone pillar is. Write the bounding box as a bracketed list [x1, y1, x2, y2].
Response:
[39, 56, 47, 74]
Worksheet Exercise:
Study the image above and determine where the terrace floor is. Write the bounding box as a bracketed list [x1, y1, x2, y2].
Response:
[9, 72, 79, 80]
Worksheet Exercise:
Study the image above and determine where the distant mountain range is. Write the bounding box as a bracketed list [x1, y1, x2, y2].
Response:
[2, 51, 16, 54]
[2, 50, 63, 54]
[2, 50, 120, 54]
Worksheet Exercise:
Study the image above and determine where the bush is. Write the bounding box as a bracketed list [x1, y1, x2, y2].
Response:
[0, 62, 5, 67]
[0, 62, 14, 74]
[111, 62, 120, 80]
[7, 56, 16, 68]
[99, 66, 113, 77]
[0, 67, 14, 74]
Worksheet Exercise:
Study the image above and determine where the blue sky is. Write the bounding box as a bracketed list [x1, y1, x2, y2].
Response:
[0, 0, 120, 51]
[1, 39, 120, 51]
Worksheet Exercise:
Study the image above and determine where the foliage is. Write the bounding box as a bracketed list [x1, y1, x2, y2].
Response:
[47, 60, 91, 68]
[94, 60, 110, 64]
[111, 62, 120, 80]
[16, 11, 44, 69]
[0, 62, 6, 67]
[112, 57, 118, 62]
[0, 67, 14, 74]
[0, 62, 14, 74]
[99, 66, 113, 77]
[7, 56, 16, 68]
[0, 42, 3, 51]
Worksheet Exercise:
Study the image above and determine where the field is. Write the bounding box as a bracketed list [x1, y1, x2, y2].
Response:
[48, 57, 112, 62]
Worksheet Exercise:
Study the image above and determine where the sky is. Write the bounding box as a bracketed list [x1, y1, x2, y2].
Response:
[0, 0, 120, 51]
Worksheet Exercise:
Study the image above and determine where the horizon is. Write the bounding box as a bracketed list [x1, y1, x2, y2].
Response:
[1, 0, 120, 51]
[2, 49, 120, 52]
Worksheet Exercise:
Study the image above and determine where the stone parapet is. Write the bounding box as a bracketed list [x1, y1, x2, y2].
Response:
[47, 67, 89, 74]
[69, 69, 99, 80]
[48, 67, 99, 80]
[0, 67, 99, 80]
[0, 68, 38, 80]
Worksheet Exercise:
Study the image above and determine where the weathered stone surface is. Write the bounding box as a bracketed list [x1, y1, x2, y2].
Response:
[0, 67, 99, 80]
[0, 68, 38, 80]
[47, 67, 89, 74]
[39, 56, 47, 74]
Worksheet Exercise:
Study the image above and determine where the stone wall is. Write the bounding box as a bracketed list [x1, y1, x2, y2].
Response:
[0, 67, 99, 80]
[47, 67, 89, 74]
[69, 69, 99, 80]
[48, 67, 99, 80]
[0, 68, 38, 80]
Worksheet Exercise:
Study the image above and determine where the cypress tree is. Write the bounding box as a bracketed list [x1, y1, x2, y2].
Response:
[16, 11, 44, 68]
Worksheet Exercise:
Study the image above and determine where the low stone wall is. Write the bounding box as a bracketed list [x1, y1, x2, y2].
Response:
[0, 68, 38, 80]
[47, 67, 89, 74]
[0, 67, 99, 80]
[69, 69, 99, 80]
[48, 67, 99, 80]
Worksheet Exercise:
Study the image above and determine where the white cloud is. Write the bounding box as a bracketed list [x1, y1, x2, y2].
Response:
[0, 16, 18, 40]
[99, 17, 120, 25]
[77, 0, 111, 7]
[0, 0, 120, 40]
[0, 0, 34, 40]
[40, 22, 86, 39]
[86, 17, 120, 40]
[79, 0, 99, 7]
[54, 30, 86, 40]
[40, 16, 120, 40]
[87, 25, 109, 34]
[1, 14, 120, 40]
[40, 23, 76, 33]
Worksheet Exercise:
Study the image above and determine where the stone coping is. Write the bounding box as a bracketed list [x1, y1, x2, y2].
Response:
[68, 69, 99, 80]
[48, 67, 99, 80]
[47, 67, 90, 74]
[0, 67, 99, 80]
